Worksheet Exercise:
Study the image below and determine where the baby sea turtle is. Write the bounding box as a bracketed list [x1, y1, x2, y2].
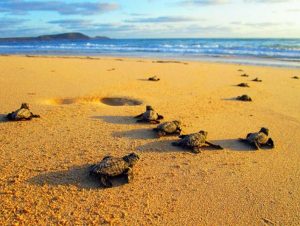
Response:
[292, 76, 299, 79]
[237, 83, 250, 87]
[236, 95, 252, 101]
[90, 153, 140, 188]
[148, 76, 160, 81]
[252, 77, 262, 82]
[134, 105, 164, 124]
[6, 103, 40, 121]
[153, 120, 182, 137]
[172, 130, 223, 153]
[239, 127, 274, 150]
[241, 73, 249, 77]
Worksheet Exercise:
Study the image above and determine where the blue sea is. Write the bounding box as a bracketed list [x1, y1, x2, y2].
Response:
[1, 38, 300, 68]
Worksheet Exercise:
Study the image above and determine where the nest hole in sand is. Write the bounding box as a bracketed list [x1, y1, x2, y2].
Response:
[45, 96, 142, 106]
[101, 97, 143, 106]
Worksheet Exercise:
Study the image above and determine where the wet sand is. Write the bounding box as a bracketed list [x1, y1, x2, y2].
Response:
[0, 55, 300, 225]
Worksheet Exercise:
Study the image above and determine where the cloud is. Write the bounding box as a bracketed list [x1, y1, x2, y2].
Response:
[179, 0, 230, 5]
[0, 1, 119, 15]
[0, 18, 27, 27]
[125, 16, 201, 23]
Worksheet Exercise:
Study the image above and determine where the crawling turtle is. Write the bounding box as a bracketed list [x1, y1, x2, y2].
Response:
[292, 76, 299, 79]
[252, 77, 262, 82]
[90, 153, 140, 188]
[172, 130, 223, 153]
[236, 95, 252, 101]
[237, 83, 250, 87]
[239, 127, 274, 150]
[148, 76, 160, 81]
[6, 103, 40, 121]
[153, 120, 182, 137]
[134, 105, 164, 124]
[241, 73, 249, 77]
[238, 69, 244, 72]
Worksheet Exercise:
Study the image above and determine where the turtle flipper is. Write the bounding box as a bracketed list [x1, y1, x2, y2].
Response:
[136, 119, 145, 123]
[157, 131, 166, 137]
[266, 138, 275, 148]
[157, 114, 164, 120]
[150, 120, 160, 124]
[191, 147, 201, 154]
[31, 114, 40, 118]
[100, 175, 113, 188]
[253, 141, 261, 150]
[125, 168, 134, 183]
[205, 141, 223, 150]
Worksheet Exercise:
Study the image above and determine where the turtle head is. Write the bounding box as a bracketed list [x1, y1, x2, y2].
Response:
[146, 105, 154, 111]
[123, 152, 140, 167]
[260, 127, 269, 136]
[198, 130, 208, 138]
[21, 103, 30, 109]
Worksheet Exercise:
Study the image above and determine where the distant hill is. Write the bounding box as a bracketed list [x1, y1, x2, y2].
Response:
[0, 32, 110, 42]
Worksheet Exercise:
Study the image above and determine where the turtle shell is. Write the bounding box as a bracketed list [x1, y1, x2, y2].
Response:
[157, 121, 178, 133]
[143, 110, 159, 121]
[182, 133, 206, 148]
[90, 157, 130, 177]
[247, 132, 269, 145]
[11, 108, 33, 120]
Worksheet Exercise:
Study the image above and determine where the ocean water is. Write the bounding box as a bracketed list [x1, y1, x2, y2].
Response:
[0, 38, 300, 68]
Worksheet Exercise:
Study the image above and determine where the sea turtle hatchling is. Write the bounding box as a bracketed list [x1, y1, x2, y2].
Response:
[153, 120, 182, 137]
[292, 76, 299, 79]
[89, 153, 140, 188]
[239, 127, 274, 150]
[172, 130, 223, 153]
[6, 103, 40, 121]
[134, 105, 164, 124]
[236, 95, 252, 101]
[237, 83, 250, 87]
[252, 77, 262, 82]
[148, 76, 160, 81]
[240, 73, 249, 77]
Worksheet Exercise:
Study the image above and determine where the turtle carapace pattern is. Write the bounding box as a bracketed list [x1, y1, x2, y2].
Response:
[153, 121, 182, 137]
[6, 103, 40, 121]
[134, 105, 164, 124]
[172, 130, 223, 153]
[90, 153, 140, 188]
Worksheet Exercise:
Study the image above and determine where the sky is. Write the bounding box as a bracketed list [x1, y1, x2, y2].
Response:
[0, 0, 299, 38]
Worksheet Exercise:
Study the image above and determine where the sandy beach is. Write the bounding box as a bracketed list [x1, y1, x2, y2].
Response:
[0, 55, 300, 225]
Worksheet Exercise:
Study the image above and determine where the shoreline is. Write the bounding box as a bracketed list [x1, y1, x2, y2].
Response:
[1, 53, 300, 69]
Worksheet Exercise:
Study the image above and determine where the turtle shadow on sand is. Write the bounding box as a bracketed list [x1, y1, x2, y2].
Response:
[222, 98, 240, 101]
[113, 128, 156, 140]
[137, 140, 184, 153]
[137, 78, 151, 81]
[209, 139, 256, 151]
[137, 139, 222, 153]
[138, 139, 257, 152]
[0, 114, 8, 123]
[221, 97, 252, 102]
[91, 116, 135, 125]
[27, 164, 128, 189]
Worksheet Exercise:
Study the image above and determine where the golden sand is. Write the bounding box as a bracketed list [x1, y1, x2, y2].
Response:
[0, 55, 300, 225]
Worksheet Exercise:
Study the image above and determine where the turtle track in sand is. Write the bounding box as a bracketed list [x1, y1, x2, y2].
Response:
[44, 96, 143, 106]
